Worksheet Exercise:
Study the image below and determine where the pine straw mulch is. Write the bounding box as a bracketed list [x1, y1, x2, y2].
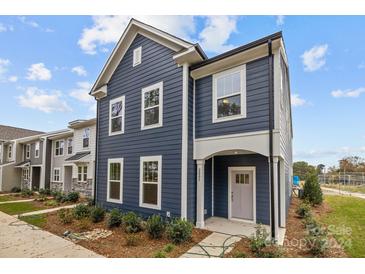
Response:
[37, 211, 212, 258]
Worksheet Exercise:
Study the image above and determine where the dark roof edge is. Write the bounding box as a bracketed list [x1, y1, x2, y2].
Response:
[190, 31, 283, 71]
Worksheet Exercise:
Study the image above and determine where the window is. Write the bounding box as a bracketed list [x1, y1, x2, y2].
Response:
[67, 138, 73, 155]
[77, 166, 88, 182]
[35, 142, 40, 158]
[23, 168, 30, 180]
[53, 168, 60, 182]
[26, 144, 31, 159]
[212, 65, 246, 123]
[109, 96, 125, 135]
[133, 46, 142, 67]
[55, 140, 64, 156]
[83, 128, 90, 148]
[8, 145, 12, 160]
[139, 156, 162, 209]
[235, 173, 250, 184]
[141, 82, 163, 130]
[107, 158, 123, 203]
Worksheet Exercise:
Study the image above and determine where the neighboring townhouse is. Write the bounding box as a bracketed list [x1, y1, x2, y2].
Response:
[0, 125, 43, 191]
[49, 118, 96, 197]
[90, 19, 293, 242]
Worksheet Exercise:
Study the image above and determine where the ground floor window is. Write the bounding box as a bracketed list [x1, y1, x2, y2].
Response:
[22, 168, 30, 180]
[139, 155, 162, 209]
[53, 168, 60, 182]
[77, 165, 88, 182]
[107, 158, 123, 203]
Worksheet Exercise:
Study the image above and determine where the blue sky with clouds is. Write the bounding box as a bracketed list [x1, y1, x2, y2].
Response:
[0, 15, 364, 167]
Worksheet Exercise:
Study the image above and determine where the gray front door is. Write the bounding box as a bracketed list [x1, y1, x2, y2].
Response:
[230, 169, 254, 221]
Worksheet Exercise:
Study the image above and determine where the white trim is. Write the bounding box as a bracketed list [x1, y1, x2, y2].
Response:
[109, 95, 125, 136]
[196, 159, 205, 228]
[106, 158, 124, 204]
[272, 157, 279, 241]
[53, 167, 61, 182]
[228, 166, 256, 224]
[133, 46, 142, 67]
[211, 156, 215, 216]
[279, 159, 286, 228]
[212, 65, 247, 123]
[273, 48, 281, 131]
[34, 142, 40, 158]
[181, 63, 189, 219]
[25, 144, 31, 159]
[141, 81, 163, 130]
[139, 155, 162, 210]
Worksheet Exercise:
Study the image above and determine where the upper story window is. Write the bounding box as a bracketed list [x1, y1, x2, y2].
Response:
[67, 138, 73, 155]
[7, 144, 12, 161]
[212, 65, 247, 123]
[26, 144, 31, 159]
[133, 46, 142, 67]
[141, 82, 163, 130]
[83, 128, 90, 148]
[35, 142, 40, 158]
[55, 140, 64, 156]
[109, 96, 125, 136]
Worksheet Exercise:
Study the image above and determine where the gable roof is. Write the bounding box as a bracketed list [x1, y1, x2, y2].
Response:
[0, 125, 44, 141]
[90, 18, 206, 95]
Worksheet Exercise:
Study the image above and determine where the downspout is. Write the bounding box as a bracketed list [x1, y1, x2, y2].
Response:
[268, 39, 276, 241]
[93, 99, 99, 204]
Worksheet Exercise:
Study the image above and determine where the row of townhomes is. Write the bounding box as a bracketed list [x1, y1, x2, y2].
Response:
[1, 19, 293, 242]
[0, 119, 96, 197]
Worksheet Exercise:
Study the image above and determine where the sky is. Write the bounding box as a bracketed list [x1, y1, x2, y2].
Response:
[0, 15, 364, 168]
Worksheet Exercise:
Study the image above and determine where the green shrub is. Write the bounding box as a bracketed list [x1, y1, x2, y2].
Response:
[122, 212, 143, 233]
[153, 251, 166, 258]
[11, 187, 21, 193]
[125, 234, 140, 246]
[66, 192, 80, 203]
[90, 207, 105, 223]
[296, 202, 311, 218]
[44, 200, 58, 207]
[256, 246, 283, 258]
[306, 235, 328, 257]
[166, 218, 193, 244]
[21, 188, 34, 197]
[163, 243, 175, 253]
[250, 224, 270, 254]
[107, 209, 123, 228]
[39, 188, 51, 196]
[233, 251, 247, 258]
[73, 204, 91, 219]
[58, 209, 73, 224]
[303, 174, 323, 205]
[54, 192, 67, 203]
[87, 198, 95, 206]
[146, 214, 165, 239]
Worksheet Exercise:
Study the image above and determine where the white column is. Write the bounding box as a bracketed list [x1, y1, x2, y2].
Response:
[279, 159, 286, 228]
[196, 159, 205, 228]
[272, 156, 279, 241]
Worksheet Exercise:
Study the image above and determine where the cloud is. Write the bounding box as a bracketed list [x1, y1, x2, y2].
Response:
[8, 76, 18, 82]
[78, 15, 196, 55]
[301, 44, 328, 72]
[0, 58, 10, 79]
[358, 62, 365, 69]
[291, 94, 306, 107]
[71, 66, 87, 76]
[276, 15, 285, 26]
[69, 81, 93, 103]
[294, 146, 365, 160]
[0, 23, 14, 32]
[18, 16, 54, 32]
[17, 86, 71, 113]
[331, 87, 365, 98]
[26, 63, 52, 81]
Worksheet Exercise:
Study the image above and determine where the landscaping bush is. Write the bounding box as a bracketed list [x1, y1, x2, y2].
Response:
[256, 246, 283, 258]
[21, 188, 34, 197]
[166, 218, 193, 244]
[107, 209, 123, 228]
[163, 243, 175, 253]
[303, 174, 323, 205]
[233, 251, 247, 258]
[66, 192, 80, 203]
[58, 209, 74, 224]
[296, 202, 311, 218]
[77, 218, 91, 231]
[250, 224, 270, 254]
[306, 235, 328, 257]
[153, 251, 166, 258]
[44, 200, 58, 207]
[146, 214, 165, 239]
[54, 192, 68, 203]
[122, 212, 143, 233]
[73, 204, 91, 219]
[125, 234, 140, 246]
[39, 188, 51, 196]
[90, 207, 105, 223]
[87, 198, 95, 206]
[11, 187, 21, 193]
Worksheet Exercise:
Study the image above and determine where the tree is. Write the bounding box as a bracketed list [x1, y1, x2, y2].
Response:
[303, 174, 323, 205]
[293, 161, 317, 180]
[339, 156, 365, 172]
[316, 164, 325, 174]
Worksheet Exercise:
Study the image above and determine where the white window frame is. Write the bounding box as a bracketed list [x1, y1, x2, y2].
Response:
[67, 138, 73, 155]
[133, 46, 142, 67]
[54, 140, 64, 157]
[139, 155, 162, 210]
[25, 144, 31, 159]
[23, 168, 30, 180]
[7, 144, 12, 160]
[35, 142, 40, 158]
[83, 128, 90, 148]
[141, 82, 163, 130]
[107, 158, 124, 204]
[212, 65, 247, 123]
[109, 96, 125, 136]
[77, 165, 88, 182]
[53, 168, 61, 182]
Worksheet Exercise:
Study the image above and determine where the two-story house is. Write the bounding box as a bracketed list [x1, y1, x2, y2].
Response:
[49, 118, 96, 197]
[95, 19, 293, 242]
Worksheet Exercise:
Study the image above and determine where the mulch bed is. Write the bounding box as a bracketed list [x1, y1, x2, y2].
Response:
[36, 211, 212, 258]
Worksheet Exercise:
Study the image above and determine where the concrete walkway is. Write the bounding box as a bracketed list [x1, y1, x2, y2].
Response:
[16, 203, 82, 217]
[0, 199, 35, 205]
[0, 211, 103, 258]
[321, 186, 365, 200]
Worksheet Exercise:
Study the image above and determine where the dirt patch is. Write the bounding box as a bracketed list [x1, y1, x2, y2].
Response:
[35, 211, 211, 258]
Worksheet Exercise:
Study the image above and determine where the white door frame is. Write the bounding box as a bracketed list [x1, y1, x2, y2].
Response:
[228, 166, 256, 224]
[62, 163, 74, 192]
[30, 165, 42, 190]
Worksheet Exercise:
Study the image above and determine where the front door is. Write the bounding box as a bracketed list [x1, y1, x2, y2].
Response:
[31, 167, 41, 191]
[230, 167, 255, 221]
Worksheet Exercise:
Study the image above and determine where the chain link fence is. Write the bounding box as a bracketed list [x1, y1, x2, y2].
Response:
[319, 172, 365, 193]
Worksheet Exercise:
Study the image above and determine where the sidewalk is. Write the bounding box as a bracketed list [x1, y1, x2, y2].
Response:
[0, 211, 103, 258]
[321, 186, 365, 200]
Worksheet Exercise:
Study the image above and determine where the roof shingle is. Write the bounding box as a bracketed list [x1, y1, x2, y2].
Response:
[0, 125, 44, 141]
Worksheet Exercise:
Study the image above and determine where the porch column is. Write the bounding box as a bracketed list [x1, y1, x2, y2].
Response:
[196, 159, 205, 228]
[272, 156, 279, 241]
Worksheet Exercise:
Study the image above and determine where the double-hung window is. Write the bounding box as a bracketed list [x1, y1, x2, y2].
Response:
[67, 138, 73, 155]
[83, 128, 90, 148]
[107, 158, 123, 203]
[212, 65, 246, 123]
[25, 144, 31, 159]
[23, 168, 30, 180]
[35, 142, 40, 158]
[55, 140, 64, 156]
[141, 82, 163, 130]
[78, 166, 88, 182]
[109, 96, 125, 135]
[139, 156, 162, 209]
[53, 168, 60, 182]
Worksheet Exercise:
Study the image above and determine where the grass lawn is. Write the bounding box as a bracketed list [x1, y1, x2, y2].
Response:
[323, 184, 365, 194]
[318, 195, 365, 258]
[0, 201, 44, 215]
[19, 214, 47, 227]
[0, 196, 14, 202]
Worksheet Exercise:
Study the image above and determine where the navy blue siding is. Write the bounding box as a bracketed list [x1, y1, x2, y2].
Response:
[213, 154, 270, 225]
[195, 57, 270, 139]
[204, 158, 212, 219]
[96, 34, 183, 218]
